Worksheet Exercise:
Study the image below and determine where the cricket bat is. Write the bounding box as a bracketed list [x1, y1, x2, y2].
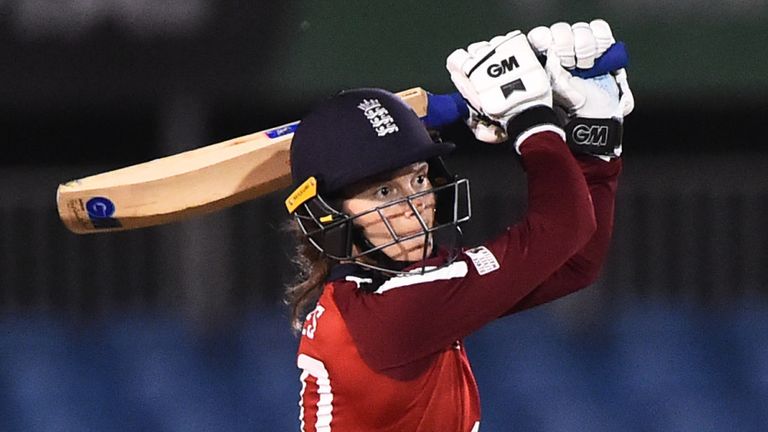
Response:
[57, 87, 443, 234]
[57, 43, 628, 234]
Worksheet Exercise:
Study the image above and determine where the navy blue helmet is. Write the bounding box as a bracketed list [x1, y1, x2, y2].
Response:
[285, 88, 471, 274]
[290, 88, 456, 196]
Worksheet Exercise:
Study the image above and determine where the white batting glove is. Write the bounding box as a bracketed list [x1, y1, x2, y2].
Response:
[528, 19, 634, 117]
[527, 20, 633, 159]
[446, 31, 556, 148]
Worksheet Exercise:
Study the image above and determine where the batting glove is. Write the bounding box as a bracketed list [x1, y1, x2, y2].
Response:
[528, 19, 634, 159]
[446, 31, 559, 151]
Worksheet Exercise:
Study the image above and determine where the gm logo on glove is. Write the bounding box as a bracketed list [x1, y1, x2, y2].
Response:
[572, 124, 608, 146]
[565, 117, 622, 157]
[487, 56, 520, 78]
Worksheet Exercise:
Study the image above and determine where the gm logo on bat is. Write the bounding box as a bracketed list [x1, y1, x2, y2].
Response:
[487, 56, 519, 78]
[85, 197, 122, 229]
[86, 197, 115, 218]
[572, 124, 609, 146]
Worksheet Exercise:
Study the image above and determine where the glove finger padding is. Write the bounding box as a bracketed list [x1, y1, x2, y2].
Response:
[589, 19, 615, 56]
[527, 26, 553, 55]
[550, 22, 576, 69]
[572, 22, 597, 69]
[467, 41, 493, 57]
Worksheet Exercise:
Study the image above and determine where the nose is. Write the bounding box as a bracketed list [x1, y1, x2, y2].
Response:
[404, 194, 432, 219]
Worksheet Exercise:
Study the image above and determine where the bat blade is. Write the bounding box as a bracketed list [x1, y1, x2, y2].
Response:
[57, 87, 431, 234]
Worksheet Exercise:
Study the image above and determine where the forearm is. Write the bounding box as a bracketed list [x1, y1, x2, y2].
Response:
[506, 156, 621, 313]
[570, 156, 622, 275]
[504, 127, 598, 287]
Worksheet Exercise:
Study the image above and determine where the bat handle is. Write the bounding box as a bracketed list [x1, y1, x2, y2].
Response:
[423, 92, 468, 129]
[570, 42, 629, 79]
[424, 41, 629, 128]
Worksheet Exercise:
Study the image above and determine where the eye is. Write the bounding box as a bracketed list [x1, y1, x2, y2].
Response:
[414, 174, 428, 188]
[375, 185, 392, 199]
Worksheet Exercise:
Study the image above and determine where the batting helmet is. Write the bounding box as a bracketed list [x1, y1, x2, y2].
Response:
[285, 88, 471, 274]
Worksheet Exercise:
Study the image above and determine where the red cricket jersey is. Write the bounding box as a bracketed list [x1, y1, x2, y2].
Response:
[297, 131, 622, 431]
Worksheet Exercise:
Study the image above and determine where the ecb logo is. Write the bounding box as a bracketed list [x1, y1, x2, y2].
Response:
[572, 124, 609, 146]
[487, 56, 520, 78]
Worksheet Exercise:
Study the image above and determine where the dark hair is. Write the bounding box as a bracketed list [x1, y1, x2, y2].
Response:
[283, 219, 335, 333]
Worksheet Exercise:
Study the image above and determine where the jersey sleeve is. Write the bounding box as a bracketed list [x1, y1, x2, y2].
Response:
[504, 156, 622, 313]
[333, 131, 598, 371]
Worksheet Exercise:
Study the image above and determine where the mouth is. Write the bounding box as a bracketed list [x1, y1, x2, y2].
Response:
[398, 230, 425, 238]
[392, 236, 434, 260]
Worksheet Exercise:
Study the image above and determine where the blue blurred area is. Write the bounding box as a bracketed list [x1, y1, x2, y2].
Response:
[0, 308, 299, 432]
[1, 301, 766, 432]
[468, 301, 768, 431]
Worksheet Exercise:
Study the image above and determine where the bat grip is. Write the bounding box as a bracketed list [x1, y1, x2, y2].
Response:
[423, 92, 468, 129]
[570, 42, 629, 79]
[424, 41, 629, 128]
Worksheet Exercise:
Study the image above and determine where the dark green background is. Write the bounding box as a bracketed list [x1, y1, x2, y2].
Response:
[267, 1, 766, 105]
[5, 0, 764, 165]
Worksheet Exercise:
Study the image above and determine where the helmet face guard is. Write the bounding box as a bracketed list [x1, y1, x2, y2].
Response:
[291, 178, 471, 275]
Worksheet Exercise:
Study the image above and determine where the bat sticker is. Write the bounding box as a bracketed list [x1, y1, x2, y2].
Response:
[266, 123, 299, 139]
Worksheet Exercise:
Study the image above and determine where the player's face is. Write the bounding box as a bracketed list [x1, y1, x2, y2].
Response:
[342, 162, 436, 262]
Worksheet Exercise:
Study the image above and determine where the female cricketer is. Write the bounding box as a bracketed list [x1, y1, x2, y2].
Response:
[283, 20, 632, 432]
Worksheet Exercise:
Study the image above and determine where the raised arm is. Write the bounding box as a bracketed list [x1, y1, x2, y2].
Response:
[505, 19, 634, 312]
[506, 156, 621, 313]
[334, 30, 599, 371]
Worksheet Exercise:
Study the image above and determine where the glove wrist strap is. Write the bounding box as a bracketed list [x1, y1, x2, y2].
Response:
[564, 117, 623, 157]
[505, 105, 562, 153]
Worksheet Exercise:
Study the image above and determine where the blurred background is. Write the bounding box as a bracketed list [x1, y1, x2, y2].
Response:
[2, 1, 767, 430]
